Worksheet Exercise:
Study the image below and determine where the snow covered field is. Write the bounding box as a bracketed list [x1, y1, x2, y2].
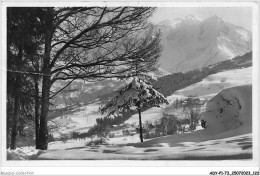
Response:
[8, 84, 252, 160]
[39, 85, 252, 160]
[36, 133, 252, 160]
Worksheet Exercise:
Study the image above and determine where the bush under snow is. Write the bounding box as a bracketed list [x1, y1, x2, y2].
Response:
[7, 147, 39, 160]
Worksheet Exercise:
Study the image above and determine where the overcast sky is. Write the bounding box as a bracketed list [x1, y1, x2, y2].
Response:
[150, 7, 252, 31]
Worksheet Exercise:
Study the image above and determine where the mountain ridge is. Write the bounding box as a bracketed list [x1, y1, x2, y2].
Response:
[156, 15, 252, 73]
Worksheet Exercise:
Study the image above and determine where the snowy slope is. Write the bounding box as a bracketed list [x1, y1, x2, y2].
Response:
[36, 133, 251, 160]
[9, 85, 252, 160]
[49, 66, 252, 139]
[35, 85, 252, 160]
[125, 67, 252, 125]
[175, 67, 252, 99]
[48, 56, 251, 137]
[157, 15, 252, 73]
[48, 68, 170, 138]
[132, 85, 252, 148]
[48, 101, 102, 138]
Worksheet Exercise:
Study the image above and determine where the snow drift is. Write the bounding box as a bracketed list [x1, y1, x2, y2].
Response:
[7, 147, 39, 160]
[133, 85, 252, 148]
[202, 84, 252, 134]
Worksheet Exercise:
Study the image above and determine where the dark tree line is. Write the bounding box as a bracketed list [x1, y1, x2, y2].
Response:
[96, 113, 133, 127]
[7, 8, 44, 149]
[7, 7, 162, 150]
[152, 51, 252, 97]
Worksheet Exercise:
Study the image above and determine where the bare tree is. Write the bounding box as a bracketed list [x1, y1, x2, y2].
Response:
[35, 7, 158, 149]
[182, 97, 200, 132]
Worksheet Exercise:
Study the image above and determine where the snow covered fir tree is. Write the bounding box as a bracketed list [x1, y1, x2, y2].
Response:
[101, 75, 169, 142]
[5, 6, 255, 163]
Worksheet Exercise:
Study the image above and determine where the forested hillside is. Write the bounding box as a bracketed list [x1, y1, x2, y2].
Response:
[153, 51, 252, 97]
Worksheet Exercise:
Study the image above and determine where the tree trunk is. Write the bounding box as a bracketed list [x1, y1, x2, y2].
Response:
[190, 109, 194, 132]
[10, 73, 21, 149]
[38, 60, 52, 150]
[10, 45, 23, 150]
[34, 77, 40, 149]
[38, 21, 53, 150]
[38, 75, 51, 150]
[137, 103, 143, 142]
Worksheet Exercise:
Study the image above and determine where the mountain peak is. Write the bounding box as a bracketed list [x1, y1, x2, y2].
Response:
[157, 15, 201, 27]
[205, 15, 223, 23]
[185, 14, 198, 20]
[156, 15, 252, 73]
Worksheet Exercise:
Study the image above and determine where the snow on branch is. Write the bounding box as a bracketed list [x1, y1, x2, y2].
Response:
[101, 76, 168, 117]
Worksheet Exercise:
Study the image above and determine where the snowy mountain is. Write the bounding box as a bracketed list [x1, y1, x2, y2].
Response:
[156, 15, 252, 73]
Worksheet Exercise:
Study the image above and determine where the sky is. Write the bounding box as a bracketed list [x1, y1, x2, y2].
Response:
[150, 7, 252, 31]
